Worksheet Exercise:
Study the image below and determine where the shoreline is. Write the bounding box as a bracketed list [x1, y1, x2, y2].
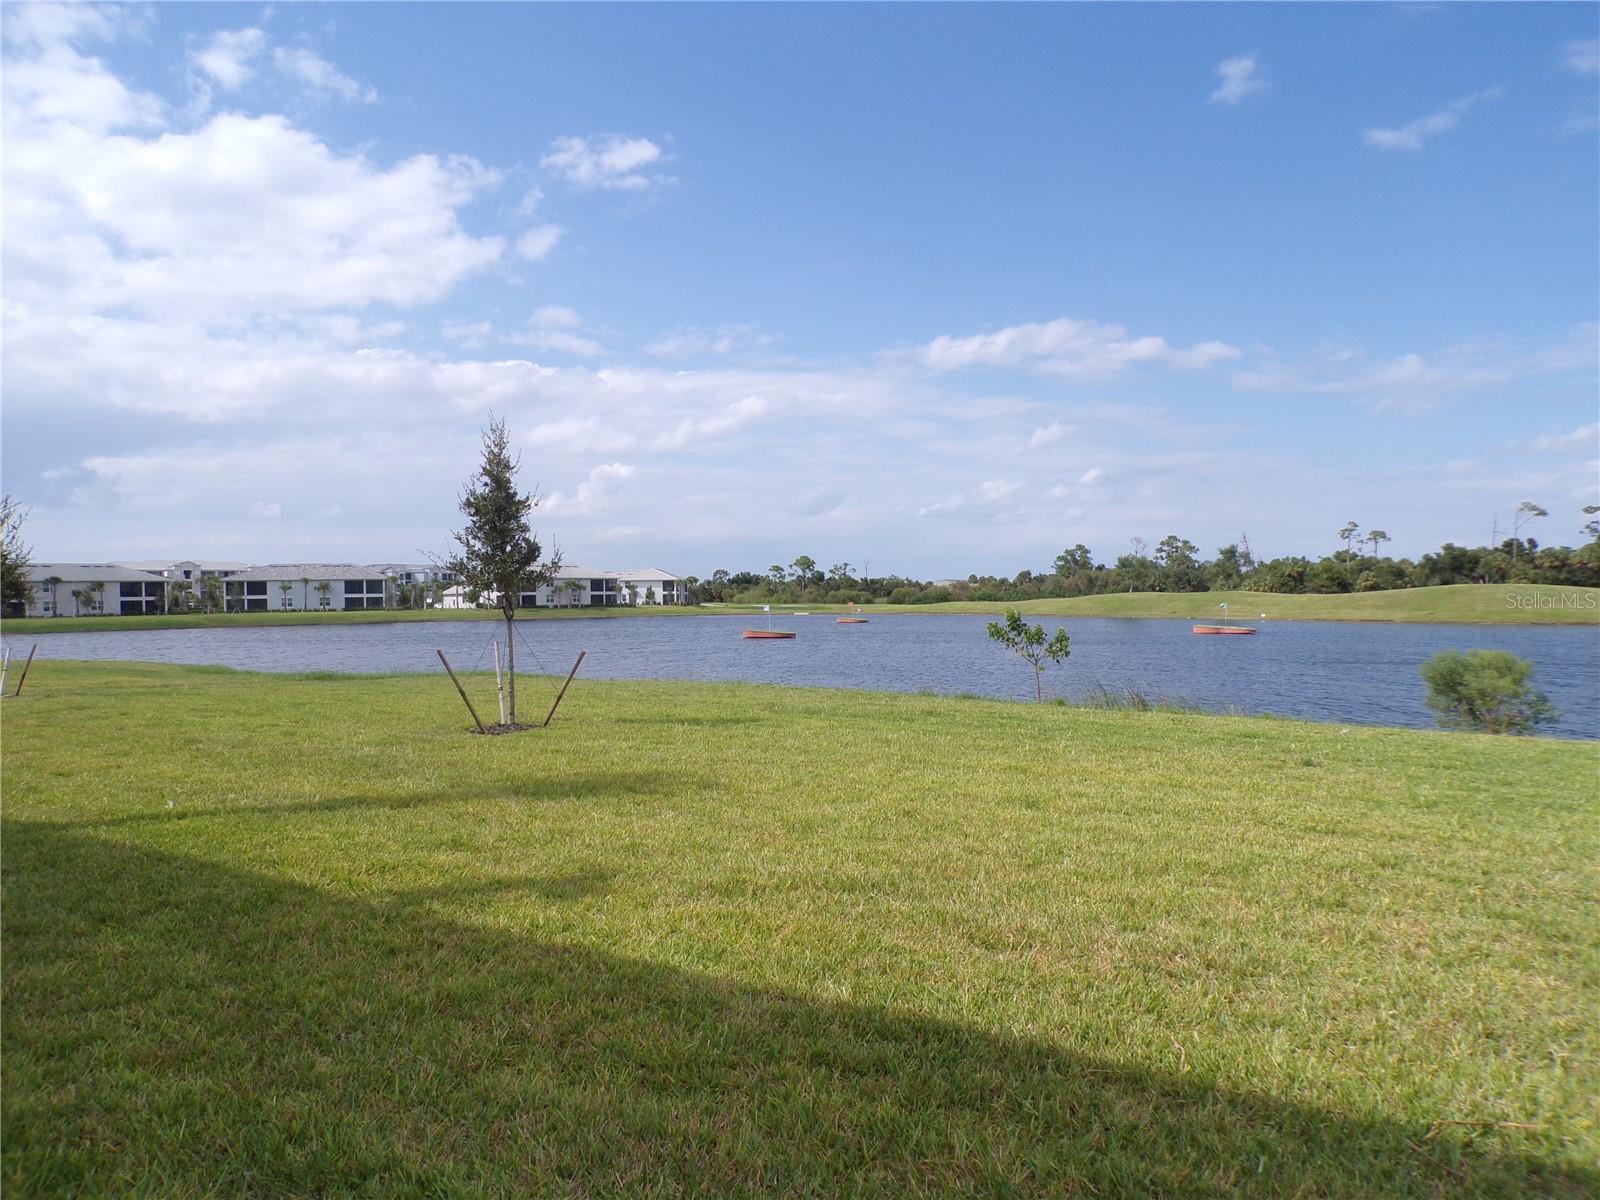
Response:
[5, 583, 1597, 635]
[9, 656, 1597, 741]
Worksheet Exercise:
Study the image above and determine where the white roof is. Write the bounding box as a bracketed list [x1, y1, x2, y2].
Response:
[226, 564, 386, 581]
[115, 559, 250, 572]
[27, 563, 169, 583]
[613, 567, 681, 581]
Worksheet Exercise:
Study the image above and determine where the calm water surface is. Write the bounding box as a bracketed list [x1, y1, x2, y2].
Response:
[8, 615, 1597, 739]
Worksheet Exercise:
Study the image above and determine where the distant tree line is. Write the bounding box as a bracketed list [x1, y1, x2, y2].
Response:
[689, 505, 1600, 605]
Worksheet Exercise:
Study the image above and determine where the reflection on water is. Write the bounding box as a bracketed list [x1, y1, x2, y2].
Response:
[6, 614, 1598, 738]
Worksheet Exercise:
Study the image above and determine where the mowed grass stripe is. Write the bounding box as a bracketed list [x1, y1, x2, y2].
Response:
[3, 661, 1596, 1197]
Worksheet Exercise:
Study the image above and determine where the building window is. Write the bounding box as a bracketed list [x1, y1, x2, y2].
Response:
[245, 581, 268, 597]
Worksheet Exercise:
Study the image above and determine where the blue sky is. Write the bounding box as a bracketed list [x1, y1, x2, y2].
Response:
[3, 2, 1596, 576]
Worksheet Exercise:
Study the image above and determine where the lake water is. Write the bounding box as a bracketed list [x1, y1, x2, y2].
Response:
[6, 614, 1598, 739]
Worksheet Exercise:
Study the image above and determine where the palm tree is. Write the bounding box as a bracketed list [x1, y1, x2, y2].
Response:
[89, 580, 105, 615]
[1512, 501, 1546, 562]
[278, 581, 294, 610]
[71, 586, 90, 616]
[300, 577, 311, 609]
[315, 581, 332, 610]
[46, 575, 62, 616]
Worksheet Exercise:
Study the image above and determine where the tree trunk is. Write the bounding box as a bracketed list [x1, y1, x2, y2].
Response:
[1035, 666, 1042, 703]
[504, 612, 516, 724]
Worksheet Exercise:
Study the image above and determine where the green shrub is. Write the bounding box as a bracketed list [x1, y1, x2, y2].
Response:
[1419, 649, 1558, 735]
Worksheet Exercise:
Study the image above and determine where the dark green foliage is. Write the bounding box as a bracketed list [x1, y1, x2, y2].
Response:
[446, 417, 560, 619]
[986, 607, 1071, 701]
[1420, 649, 1559, 735]
[445, 416, 561, 725]
[1, 495, 33, 612]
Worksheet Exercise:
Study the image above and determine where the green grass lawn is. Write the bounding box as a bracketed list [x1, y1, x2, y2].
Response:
[7, 583, 1594, 636]
[3, 662, 1596, 1197]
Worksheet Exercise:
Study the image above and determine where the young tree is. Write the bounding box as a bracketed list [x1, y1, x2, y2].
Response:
[986, 608, 1071, 703]
[1, 495, 34, 614]
[445, 416, 561, 726]
[201, 575, 224, 613]
[1420, 650, 1558, 735]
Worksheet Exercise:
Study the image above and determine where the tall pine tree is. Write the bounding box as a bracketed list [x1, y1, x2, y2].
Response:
[446, 418, 561, 725]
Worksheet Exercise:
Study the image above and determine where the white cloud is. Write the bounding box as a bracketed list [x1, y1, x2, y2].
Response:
[1562, 38, 1600, 75]
[1522, 422, 1600, 453]
[1563, 111, 1600, 136]
[192, 28, 266, 90]
[510, 330, 603, 357]
[441, 320, 495, 348]
[514, 185, 544, 218]
[1209, 55, 1267, 106]
[2, 24, 164, 132]
[531, 305, 581, 329]
[272, 46, 377, 103]
[1027, 422, 1070, 449]
[541, 134, 667, 190]
[644, 324, 771, 359]
[4, 36, 504, 324]
[544, 463, 637, 514]
[1362, 87, 1504, 151]
[1, 3, 135, 52]
[503, 307, 601, 357]
[248, 500, 282, 518]
[1232, 324, 1598, 411]
[1168, 340, 1243, 369]
[515, 223, 565, 261]
[918, 317, 1239, 381]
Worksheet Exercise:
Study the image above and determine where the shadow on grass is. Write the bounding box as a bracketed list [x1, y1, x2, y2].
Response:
[3, 821, 1590, 1198]
[82, 770, 696, 828]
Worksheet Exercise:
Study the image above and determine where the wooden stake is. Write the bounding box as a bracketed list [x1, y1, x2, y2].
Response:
[436, 648, 488, 733]
[12, 644, 38, 698]
[542, 650, 586, 728]
[0, 646, 11, 698]
[492, 640, 507, 725]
